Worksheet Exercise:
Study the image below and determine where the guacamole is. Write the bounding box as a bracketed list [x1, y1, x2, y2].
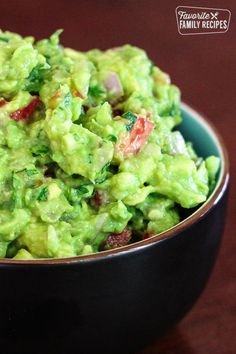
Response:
[0, 30, 219, 260]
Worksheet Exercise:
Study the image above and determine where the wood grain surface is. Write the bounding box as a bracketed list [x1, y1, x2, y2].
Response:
[1, 1, 235, 353]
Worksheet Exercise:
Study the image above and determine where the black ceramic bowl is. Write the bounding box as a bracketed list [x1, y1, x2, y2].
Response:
[0, 103, 229, 354]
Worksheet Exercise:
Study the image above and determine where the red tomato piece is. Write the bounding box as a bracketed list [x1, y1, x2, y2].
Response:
[103, 228, 132, 250]
[9, 96, 40, 121]
[116, 116, 154, 158]
[0, 99, 7, 107]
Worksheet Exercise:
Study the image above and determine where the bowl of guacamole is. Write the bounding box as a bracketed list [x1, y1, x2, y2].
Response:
[0, 30, 222, 260]
[0, 30, 229, 354]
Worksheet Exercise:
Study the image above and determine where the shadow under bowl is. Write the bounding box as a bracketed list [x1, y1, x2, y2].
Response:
[0, 103, 229, 354]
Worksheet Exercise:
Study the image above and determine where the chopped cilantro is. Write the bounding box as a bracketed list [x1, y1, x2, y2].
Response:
[122, 111, 137, 131]
[31, 145, 49, 156]
[95, 162, 110, 184]
[0, 37, 9, 43]
[89, 85, 105, 98]
[26, 169, 39, 176]
[25, 64, 50, 92]
[76, 186, 89, 195]
[107, 134, 118, 143]
[67, 185, 91, 205]
[37, 186, 48, 202]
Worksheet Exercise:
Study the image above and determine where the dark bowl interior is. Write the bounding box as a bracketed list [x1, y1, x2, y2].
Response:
[0, 103, 229, 354]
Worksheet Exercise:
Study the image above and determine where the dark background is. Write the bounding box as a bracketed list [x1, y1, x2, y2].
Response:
[1, 0, 235, 353]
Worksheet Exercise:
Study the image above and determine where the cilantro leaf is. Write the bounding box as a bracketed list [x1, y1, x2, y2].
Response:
[0, 37, 9, 43]
[67, 185, 91, 205]
[89, 85, 105, 98]
[31, 145, 49, 157]
[122, 111, 137, 131]
[76, 186, 89, 194]
[25, 169, 39, 176]
[37, 186, 48, 202]
[107, 134, 118, 143]
[25, 64, 50, 92]
[95, 162, 110, 184]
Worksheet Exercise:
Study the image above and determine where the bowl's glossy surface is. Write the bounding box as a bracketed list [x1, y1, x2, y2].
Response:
[0, 104, 229, 354]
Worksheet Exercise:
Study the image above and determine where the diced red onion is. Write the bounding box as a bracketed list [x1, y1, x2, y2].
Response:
[103, 72, 124, 98]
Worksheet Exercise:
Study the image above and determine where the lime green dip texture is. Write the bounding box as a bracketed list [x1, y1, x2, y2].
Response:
[0, 30, 219, 259]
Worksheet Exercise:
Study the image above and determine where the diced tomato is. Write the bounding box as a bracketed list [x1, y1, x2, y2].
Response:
[9, 97, 41, 121]
[116, 116, 154, 158]
[128, 117, 154, 152]
[0, 99, 7, 107]
[102, 228, 132, 250]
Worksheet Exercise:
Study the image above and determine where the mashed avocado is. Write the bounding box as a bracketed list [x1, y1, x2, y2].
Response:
[0, 30, 219, 259]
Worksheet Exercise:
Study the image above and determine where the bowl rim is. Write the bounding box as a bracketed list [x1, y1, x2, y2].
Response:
[0, 102, 230, 266]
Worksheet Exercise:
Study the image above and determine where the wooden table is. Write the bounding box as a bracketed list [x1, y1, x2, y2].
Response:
[1, 1, 235, 353]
